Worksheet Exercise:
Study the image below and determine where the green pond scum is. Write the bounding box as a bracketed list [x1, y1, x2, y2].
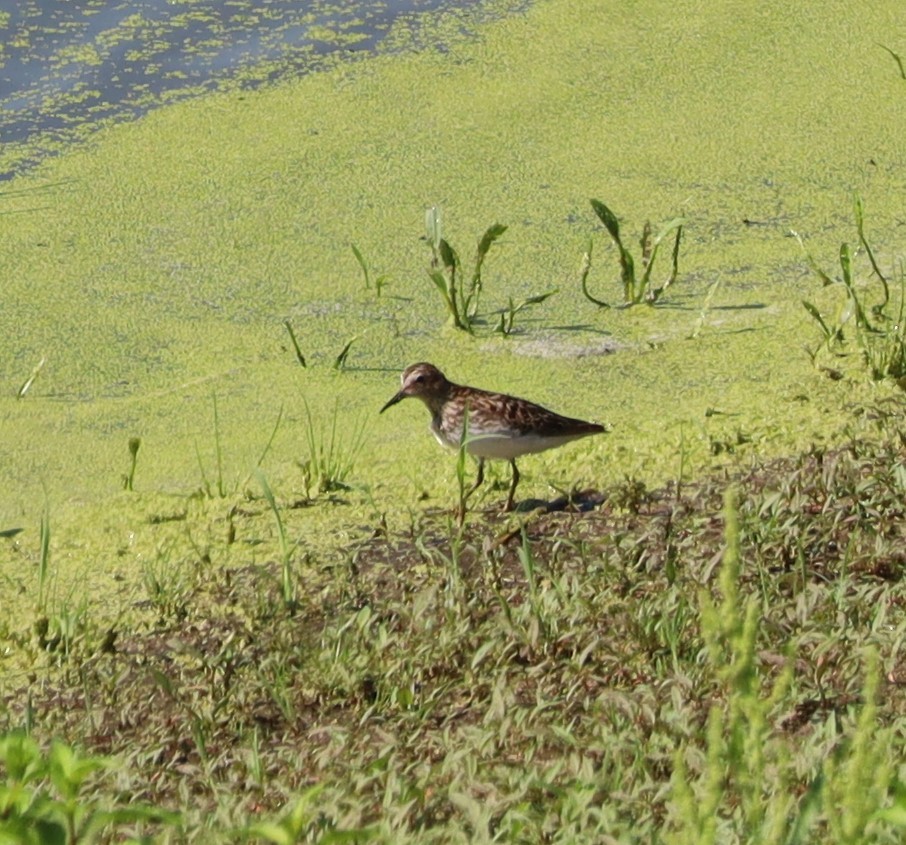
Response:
[2, 0, 906, 639]
[0, 0, 528, 174]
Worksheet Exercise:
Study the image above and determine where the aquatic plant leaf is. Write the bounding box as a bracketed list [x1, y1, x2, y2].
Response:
[438, 237, 457, 270]
[793, 231, 835, 287]
[879, 43, 906, 79]
[590, 198, 621, 242]
[476, 223, 507, 260]
[802, 300, 833, 339]
[425, 206, 442, 249]
[853, 194, 890, 311]
[350, 243, 369, 288]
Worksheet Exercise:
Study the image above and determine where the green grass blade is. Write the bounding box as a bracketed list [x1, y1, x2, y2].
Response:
[282, 320, 306, 367]
[641, 221, 684, 296]
[428, 269, 459, 325]
[878, 43, 906, 79]
[668, 224, 683, 285]
[333, 337, 357, 370]
[16, 356, 45, 399]
[853, 194, 890, 311]
[350, 242, 370, 289]
[257, 471, 294, 609]
[193, 438, 211, 497]
[802, 300, 834, 341]
[238, 405, 284, 491]
[839, 241, 853, 289]
[520, 288, 558, 307]
[212, 392, 225, 497]
[591, 198, 637, 294]
[793, 231, 835, 287]
[38, 503, 51, 612]
[654, 217, 685, 243]
[466, 223, 507, 319]
[838, 243, 875, 332]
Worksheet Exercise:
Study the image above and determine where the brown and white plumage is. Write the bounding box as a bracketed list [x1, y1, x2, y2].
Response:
[380, 362, 605, 511]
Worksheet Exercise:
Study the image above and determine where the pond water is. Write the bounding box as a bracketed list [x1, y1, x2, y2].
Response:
[0, 0, 506, 179]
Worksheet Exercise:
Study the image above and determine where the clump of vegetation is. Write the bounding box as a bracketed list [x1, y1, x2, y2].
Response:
[258, 471, 299, 612]
[0, 731, 178, 840]
[581, 198, 684, 307]
[194, 394, 284, 499]
[299, 398, 366, 495]
[425, 206, 508, 332]
[669, 490, 893, 843]
[351, 242, 390, 298]
[798, 195, 906, 387]
[3, 410, 905, 841]
[424, 207, 558, 335]
[494, 289, 558, 337]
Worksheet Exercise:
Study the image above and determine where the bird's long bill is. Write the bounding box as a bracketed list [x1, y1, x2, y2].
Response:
[379, 392, 405, 414]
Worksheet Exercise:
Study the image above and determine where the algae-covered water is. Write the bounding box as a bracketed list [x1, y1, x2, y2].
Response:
[2, 0, 905, 623]
[0, 0, 519, 178]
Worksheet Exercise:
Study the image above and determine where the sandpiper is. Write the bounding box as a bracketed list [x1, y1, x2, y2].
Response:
[380, 362, 606, 511]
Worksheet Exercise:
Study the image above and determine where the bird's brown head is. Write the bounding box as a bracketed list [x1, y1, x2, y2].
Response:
[380, 363, 452, 413]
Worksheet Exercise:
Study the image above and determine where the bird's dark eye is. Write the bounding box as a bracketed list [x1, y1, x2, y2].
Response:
[414, 375, 425, 383]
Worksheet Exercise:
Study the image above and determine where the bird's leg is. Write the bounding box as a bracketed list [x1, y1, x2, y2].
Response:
[465, 458, 485, 501]
[504, 459, 520, 512]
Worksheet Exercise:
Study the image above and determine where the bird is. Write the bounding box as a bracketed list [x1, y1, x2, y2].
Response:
[380, 362, 606, 512]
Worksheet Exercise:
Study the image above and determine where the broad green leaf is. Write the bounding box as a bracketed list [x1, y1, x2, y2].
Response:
[438, 238, 457, 270]
[476, 223, 507, 259]
[246, 822, 293, 845]
[590, 198, 621, 243]
[839, 242, 853, 288]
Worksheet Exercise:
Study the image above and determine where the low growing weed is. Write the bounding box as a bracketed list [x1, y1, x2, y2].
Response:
[257, 471, 299, 612]
[299, 397, 366, 495]
[5, 414, 906, 842]
[0, 731, 178, 841]
[582, 198, 684, 307]
[351, 242, 390, 298]
[425, 205, 507, 332]
[798, 195, 906, 387]
[194, 394, 284, 498]
[397, 206, 562, 334]
[494, 289, 558, 336]
[669, 486, 901, 845]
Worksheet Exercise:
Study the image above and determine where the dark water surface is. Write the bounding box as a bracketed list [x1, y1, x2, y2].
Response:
[0, 0, 508, 179]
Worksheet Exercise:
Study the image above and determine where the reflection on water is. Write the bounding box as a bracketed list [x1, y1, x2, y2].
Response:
[0, 0, 510, 179]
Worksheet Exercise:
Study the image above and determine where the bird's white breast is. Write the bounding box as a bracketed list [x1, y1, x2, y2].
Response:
[431, 423, 590, 460]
